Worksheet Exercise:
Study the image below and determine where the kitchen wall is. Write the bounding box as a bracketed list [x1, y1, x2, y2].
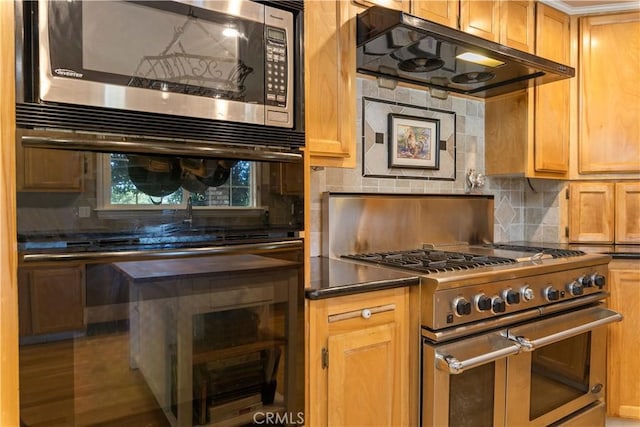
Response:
[309, 77, 567, 257]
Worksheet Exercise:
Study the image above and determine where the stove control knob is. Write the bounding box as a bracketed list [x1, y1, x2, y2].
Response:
[476, 294, 492, 311]
[592, 274, 606, 289]
[545, 286, 560, 301]
[578, 275, 593, 287]
[453, 297, 472, 316]
[567, 281, 584, 296]
[503, 289, 521, 305]
[492, 297, 506, 313]
[521, 286, 535, 302]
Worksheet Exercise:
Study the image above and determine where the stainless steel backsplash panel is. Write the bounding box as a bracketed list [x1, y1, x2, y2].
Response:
[323, 193, 494, 258]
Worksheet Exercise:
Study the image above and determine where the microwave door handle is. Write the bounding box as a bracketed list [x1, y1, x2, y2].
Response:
[506, 307, 623, 352]
[435, 344, 519, 375]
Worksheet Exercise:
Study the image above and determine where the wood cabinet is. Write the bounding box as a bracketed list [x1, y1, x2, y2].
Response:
[353, 0, 410, 13]
[16, 144, 84, 192]
[305, 1, 358, 168]
[568, 182, 640, 244]
[485, 3, 569, 179]
[460, 0, 534, 52]
[18, 265, 85, 336]
[607, 259, 640, 420]
[308, 287, 414, 426]
[412, 0, 458, 27]
[578, 12, 640, 175]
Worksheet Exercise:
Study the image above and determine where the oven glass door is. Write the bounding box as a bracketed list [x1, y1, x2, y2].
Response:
[422, 331, 520, 427]
[505, 306, 622, 426]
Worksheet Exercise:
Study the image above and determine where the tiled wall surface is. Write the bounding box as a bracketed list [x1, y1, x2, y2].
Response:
[309, 78, 566, 257]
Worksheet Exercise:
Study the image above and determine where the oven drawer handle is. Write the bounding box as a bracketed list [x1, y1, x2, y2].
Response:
[435, 344, 519, 374]
[506, 307, 623, 352]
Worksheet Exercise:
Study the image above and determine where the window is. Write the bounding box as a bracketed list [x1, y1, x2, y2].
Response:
[98, 153, 255, 209]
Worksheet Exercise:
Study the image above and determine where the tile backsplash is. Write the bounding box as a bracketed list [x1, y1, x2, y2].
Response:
[309, 78, 567, 257]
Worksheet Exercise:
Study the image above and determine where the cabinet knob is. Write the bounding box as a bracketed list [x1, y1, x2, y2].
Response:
[361, 308, 372, 319]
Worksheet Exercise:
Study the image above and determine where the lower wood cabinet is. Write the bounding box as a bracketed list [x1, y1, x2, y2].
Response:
[307, 287, 415, 426]
[607, 259, 640, 419]
[18, 265, 86, 336]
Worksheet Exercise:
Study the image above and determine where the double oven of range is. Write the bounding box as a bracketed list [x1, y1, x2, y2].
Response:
[327, 193, 622, 427]
[15, 1, 305, 426]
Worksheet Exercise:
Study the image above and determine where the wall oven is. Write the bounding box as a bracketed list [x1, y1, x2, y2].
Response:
[16, 131, 305, 426]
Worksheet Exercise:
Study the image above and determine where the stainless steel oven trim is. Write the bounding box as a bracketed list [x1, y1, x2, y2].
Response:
[21, 239, 303, 263]
[505, 306, 622, 351]
[21, 132, 303, 163]
[37, 0, 294, 127]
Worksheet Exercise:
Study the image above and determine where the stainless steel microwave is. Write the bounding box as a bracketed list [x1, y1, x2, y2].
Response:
[24, 0, 295, 128]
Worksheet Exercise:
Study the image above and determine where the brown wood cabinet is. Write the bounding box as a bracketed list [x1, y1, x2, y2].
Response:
[607, 259, 640, 420]
[485, 3, 569, 179]
[568, 182, 640, 244]
[578, 12, 640, 175]
[16, 144, 84, 192]
[412, 0, 458, 27]
[18, 265, 86, 336]
[307, 287, 413, 426]
[305, 1, 358, 168]
[352, 0, 410, 12]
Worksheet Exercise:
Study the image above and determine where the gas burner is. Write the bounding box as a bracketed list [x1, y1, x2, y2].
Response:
[342, 249, 517, 273]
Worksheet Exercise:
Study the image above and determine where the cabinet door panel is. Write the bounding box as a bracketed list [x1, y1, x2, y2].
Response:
[568, 183, 615, 243]
[608, 263, 640, 419]
[579, 13, 640, 173]
[615, 182, 640, 243]
[534, 4, 570, 175]
[460, 0, 499, 42]
[19, 147, 83, 192]
[29, 267, 85, 334]
[353, 0, 409, 12]
[501, 0, 534, 53]
[327, 323, 400, 426]
[412, 0, 458, 28]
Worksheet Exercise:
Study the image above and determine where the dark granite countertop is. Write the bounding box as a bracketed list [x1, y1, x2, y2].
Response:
[305, 257, 420, 300]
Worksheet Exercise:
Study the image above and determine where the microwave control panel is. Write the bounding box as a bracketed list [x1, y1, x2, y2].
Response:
[265, 27, 288, 108]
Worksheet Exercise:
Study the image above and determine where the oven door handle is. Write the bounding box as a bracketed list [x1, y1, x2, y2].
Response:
[433, 332, 520, 374]
[505, 306, 622, 352]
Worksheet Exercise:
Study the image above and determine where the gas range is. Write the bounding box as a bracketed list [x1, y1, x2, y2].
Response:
[342, 243, 610, 341]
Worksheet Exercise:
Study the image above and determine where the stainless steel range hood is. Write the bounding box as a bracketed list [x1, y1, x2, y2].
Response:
[356, 6, 575, 98]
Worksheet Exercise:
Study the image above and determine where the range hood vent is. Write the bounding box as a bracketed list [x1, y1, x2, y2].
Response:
[356, 6, 575, 98]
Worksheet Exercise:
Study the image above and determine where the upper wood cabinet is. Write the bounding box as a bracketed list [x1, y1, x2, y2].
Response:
[412, 0, 458, 27]
[578, 12, 640, 175]
[460, 0, 534, 52]
[16, 144, 84, 192]
[568, 181, 640, 244]
[305, 1, 358, 168]
[307, 287, 414, 426]
[485, 3, 570, 179]
[615, 181, 640, 244]
[353, 0, 410, 13]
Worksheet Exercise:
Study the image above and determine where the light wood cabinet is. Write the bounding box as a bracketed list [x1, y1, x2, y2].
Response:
[607, 259, 640, 420]
[568, 182, 640, 244]
[305, 1, 358, 168]
[308, 287, 413, 426]
[412, 0, 458, 27]
[485, 3, 569, 179]
[18, 265, 86, 336]
[353, 0, 410, 13]
[615, 182, 640, 244]
[578, 12, 640, 175]
[460, 0, 534, 52]
[16, 145, 84, 192]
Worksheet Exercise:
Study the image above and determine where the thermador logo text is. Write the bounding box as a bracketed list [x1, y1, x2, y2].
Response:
[54, 68, 83, 78]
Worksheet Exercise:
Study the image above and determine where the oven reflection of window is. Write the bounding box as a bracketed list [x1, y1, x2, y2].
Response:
[449, 363, 495, 427]
[101, 153, 255, 208]
[529, 332, 591, 420]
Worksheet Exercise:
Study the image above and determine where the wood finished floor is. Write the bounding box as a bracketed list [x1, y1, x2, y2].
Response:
[19, 331, 170, 427]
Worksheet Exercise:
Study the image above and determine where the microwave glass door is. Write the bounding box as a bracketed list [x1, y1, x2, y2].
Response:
[46, 1, 264, 103]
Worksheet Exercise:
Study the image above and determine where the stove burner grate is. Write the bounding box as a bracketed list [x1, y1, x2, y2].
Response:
[484, 244, 585, 258]
[342, 249, 517, 273]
